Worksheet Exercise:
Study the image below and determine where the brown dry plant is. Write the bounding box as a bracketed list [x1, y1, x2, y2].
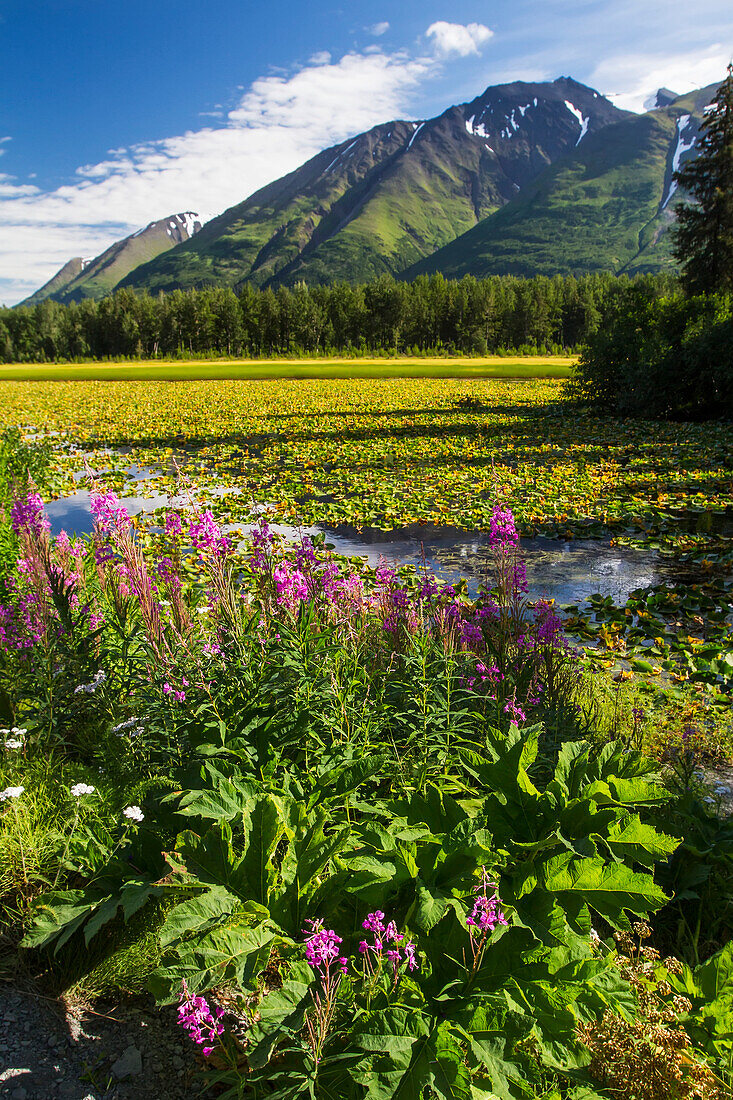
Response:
[578, 923, 729, 1100]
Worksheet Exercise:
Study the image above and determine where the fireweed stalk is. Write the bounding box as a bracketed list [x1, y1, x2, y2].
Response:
[358, 911, 418, 1006]
[177, 979, 225, 1057]
[302, 919, 349, 1064]
[464, 867, 508, 976]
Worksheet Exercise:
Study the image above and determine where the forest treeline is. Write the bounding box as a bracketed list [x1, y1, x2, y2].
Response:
[1, 272, 678, 362]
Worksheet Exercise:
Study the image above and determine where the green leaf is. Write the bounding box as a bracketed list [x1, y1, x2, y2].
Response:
[240, 796, 286, 906]
[159, 885, 242, 947]
[150, 916, 280, 1002]
[247, 960, 313, 1070]
[604, 815, 679, 867]
[541, 853, 669, 924]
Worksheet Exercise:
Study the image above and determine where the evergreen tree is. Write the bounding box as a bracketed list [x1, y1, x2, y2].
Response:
[673, 64, 733, 295]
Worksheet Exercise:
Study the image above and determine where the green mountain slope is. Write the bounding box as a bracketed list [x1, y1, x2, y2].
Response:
[21, 257, 86, 306]
[407, 87, 714, 280]
[21, 214, 202, 305]
[120, 78, 627, 293]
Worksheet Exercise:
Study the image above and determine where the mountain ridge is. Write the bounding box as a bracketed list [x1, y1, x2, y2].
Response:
[118, 77, 628, 294]
[21, 212, 203, 306]
[406, 85, 714, 280]
[19, 73, 724, 304]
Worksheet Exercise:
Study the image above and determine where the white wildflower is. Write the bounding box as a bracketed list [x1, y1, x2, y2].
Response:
[123, 805, 144, 823]
[0, 786, 25, 801]
[112, 717, 141, 733]
[74, 670, 107, 695]
[70, 783, 95, 797]
[4, 739, 24, 750]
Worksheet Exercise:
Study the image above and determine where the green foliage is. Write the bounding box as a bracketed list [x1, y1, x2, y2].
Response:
[19, 719, 679, 1097]
[0, 272, 676, 362]
[569, 287, 733, 418]
[411, 110, 685, 281]
[674, 64, 733, 296]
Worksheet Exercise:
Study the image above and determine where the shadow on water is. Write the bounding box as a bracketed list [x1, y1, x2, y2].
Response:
[282, 522, 682, 604]
[45, 485, 681, 606]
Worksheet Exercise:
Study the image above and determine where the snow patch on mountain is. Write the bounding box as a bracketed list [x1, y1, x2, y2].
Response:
[465, 114, 491, 139]
[165, 213, 202, 241]
[662, 114, 696, 209]
[564, 101, 589, 145]
[177, 212, 201, 239]
[407, 122, 425, 150]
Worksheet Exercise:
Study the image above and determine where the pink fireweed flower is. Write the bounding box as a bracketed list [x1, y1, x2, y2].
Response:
[248, 519, 273, 571]
[11, 490, 50, 538]
[488, 505, 519, 548]
[375, 563, 396, 585]
[512, 559, 529, 596]
[188, 510, 229, 556]
[274, 560, 308, 611]
[359, 913, 418, 977]
[403, 942, 419, 971]
[466, 868, 507, 937]
[504, 699, 526, 723]
[534, 600, 564, 646]
[177, 980, 225, 1057]
[90, 491, 131, 535]
[164, 510, 183, 538]
[303, 919, 348, 978]
[362, 911, 385, 934]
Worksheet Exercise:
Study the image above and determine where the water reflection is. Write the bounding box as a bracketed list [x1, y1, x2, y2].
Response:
[45, 494, 675, 606]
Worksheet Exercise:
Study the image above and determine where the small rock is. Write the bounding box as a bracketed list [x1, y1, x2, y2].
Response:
[11, 1088, 28, 1100]
[172, 1056, 184, 1069]
[111, 1044, 143, 1079]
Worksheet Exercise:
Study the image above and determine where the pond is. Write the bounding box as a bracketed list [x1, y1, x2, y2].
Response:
[45, 491, 678, 606]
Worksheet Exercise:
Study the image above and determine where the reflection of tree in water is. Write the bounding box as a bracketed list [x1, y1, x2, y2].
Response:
[318, 523, 679, 604]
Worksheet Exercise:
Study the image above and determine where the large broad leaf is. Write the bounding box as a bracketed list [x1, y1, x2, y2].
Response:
[240, 796, 286, 906]
[246, 960, 313, 1070]
[313, 754, 390, 804]
[175, 824, 250, 895]
[352, 1009, 472, 1100]
[503, 977, 588, 1070]
[458, 999, 535, 1100]
[172, 769, 258, 821]
[158, 884, 244, 947]
[20, 890, 101, 953]
[602, 814, 679, 867]
[21, 881, 163, 953]
[84, 879, 162, 943]
[149, 916, 280, 1002]
[541, 852, 668, 925]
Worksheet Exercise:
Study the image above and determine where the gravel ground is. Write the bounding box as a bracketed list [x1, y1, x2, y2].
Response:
[0, 989, 205, 1100]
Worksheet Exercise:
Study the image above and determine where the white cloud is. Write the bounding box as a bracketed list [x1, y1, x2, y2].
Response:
[426, 21, 493, 58]
[368, 22, 390, 37]
[1, 47, 435, 305]
[591, 44, 730, 112]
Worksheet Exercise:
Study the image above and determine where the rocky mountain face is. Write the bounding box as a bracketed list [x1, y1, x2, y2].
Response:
[22, 213, 202, 305]
[407, 85, 712, 280]
[21, 72, 720, 302]
[118, 78, 630, 294]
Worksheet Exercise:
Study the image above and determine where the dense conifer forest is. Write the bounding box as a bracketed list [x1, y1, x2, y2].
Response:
[0, 272, 678, 361]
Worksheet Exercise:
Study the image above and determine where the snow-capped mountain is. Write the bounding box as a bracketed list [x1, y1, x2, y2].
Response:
[22, 212, 203, 305]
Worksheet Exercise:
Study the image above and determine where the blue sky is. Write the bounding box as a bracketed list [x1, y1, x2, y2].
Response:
[2, 0, 732, 303]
